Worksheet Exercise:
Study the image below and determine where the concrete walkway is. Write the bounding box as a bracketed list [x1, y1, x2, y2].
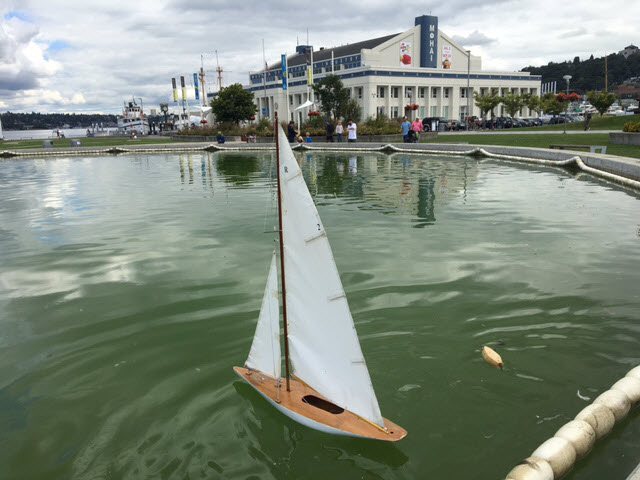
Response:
[439, 129, 616, 135]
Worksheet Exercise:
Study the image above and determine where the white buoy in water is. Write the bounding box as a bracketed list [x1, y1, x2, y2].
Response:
[505, 456, 554, 480]
[611, 377, 640, 406]
[531, 437, 576, 479]
[593, 390, 631, 422]
[554, 420, 596, 458]
[575, 403, 615, 439]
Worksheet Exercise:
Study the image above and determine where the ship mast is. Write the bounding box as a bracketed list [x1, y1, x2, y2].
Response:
[274, 112, 291, 392]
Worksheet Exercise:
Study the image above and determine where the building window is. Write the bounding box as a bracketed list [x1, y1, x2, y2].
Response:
[377, 106, 385, 117]
[392, 87, 399, 98]
[461, 88, 467, 98]
[444, 88, 450, 99]
[391, 106, 399, 118]
[431, 106, 438, 117]
[405, 87, 413, 99]
[378, 86, 385, 98]
[432, 88, 438, 99]
[419, 106, 425, 118]
[419, 87, 425, 98]
[289, 96, 293, 105]
[296, 94, 302, 104]
[443, 106, 450, 119]
[357, 87, 362, 99]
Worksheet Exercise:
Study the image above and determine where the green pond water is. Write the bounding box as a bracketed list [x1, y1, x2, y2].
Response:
[0, 152, 639, 480]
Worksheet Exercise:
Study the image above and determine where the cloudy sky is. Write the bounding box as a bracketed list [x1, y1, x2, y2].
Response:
[1, 0, 638, 114]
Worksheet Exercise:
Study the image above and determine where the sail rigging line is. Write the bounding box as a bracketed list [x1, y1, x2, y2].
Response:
[274, 112, 292, 392]
[262, 149, 277, 235]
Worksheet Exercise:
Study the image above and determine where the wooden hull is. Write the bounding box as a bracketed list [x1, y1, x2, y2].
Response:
[233, 366, 407, 441]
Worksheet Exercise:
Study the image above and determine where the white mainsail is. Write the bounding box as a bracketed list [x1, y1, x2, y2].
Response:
[246, 251, 281, 379]
[277, 126, 384, 428]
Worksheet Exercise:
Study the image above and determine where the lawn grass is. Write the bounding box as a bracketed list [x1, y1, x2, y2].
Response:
[516, 114, 640, 132]
[0, 136, 177, 150]
[424, 133, 640, 160]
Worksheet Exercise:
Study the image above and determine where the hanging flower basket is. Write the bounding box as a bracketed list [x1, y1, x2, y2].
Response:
[556, 93, 581, 102]
[200, 119, 207, 124]
[250, 116, 256, 121]
[405, 104, 419, 110]
[308, 111, 321, 116]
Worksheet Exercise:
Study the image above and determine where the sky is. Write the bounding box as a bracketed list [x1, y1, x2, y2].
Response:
[1, 0, 638, 115]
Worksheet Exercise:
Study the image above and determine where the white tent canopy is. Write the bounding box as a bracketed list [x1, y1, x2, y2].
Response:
[294, 100, 314, 111]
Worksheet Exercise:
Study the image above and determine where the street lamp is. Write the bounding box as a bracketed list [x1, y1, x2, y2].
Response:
[562, 75, 572, 134]
[466, 50, 471, 128]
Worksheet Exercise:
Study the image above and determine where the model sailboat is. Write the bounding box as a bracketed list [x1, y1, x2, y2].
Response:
[233, 117, 407, 441]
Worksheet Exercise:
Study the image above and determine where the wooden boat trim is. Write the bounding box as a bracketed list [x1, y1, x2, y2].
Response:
[234, 366, 407, 442]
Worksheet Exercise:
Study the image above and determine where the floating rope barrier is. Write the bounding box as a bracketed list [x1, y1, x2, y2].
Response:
[1, 143, 638, 191]
[505, 365, 640, 480]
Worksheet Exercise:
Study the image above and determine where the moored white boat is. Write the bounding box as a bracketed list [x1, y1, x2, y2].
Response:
[117, 98, 149, 135]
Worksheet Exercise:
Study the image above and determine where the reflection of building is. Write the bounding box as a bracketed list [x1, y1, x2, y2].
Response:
[297, 153, 480, 228]
[236, 15, 541, 124]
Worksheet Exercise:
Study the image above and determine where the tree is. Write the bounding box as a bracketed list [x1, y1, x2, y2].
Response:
[312, 74, 349, 120]
[502, 93, 525, 117]
[540, 92, 565, 116]
[342, 99, 362, 123]
[587, 91, 617, 116]
[210, 83, 257, 124]
[522, 93, 542, 115]
[473, 91, 502, 119]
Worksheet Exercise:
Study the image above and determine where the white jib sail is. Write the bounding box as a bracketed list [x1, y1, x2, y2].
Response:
[246, 251, 281, 379]
[277, 126, 385, 428]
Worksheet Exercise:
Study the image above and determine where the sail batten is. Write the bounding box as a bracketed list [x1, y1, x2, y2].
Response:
[245, 252, 280, 379]
[276, 126, 384, 428]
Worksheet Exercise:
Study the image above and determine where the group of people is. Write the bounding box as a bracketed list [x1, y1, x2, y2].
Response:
[287, 120, 358, 144]
[401, 117, 425, 143]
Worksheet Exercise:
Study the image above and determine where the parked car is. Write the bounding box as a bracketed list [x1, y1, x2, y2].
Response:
[421, 117, 449, 132]
[450, 119, 468, 131]
[495, 116, 513, 128]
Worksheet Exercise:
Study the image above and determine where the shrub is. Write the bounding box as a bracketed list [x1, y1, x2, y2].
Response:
[623, 121, 640, 132]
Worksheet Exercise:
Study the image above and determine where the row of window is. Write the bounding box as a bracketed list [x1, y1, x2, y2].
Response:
[251, 62, 363, 84]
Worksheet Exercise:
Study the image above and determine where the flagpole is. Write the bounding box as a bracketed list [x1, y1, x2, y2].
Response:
[263, 39, 268, 121]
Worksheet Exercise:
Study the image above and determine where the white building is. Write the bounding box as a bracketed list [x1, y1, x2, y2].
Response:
[234, 15, 541, 124]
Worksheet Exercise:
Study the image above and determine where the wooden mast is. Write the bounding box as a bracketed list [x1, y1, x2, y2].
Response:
[274, 112, 291, 391]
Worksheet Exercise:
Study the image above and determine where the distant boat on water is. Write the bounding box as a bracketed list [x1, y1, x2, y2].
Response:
[117, 98, 150, 135]
[0, 115, 3, 140]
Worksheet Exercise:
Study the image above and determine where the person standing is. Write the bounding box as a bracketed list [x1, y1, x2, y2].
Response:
[325, 120, 335, 142]
[335, 121, 344, 142]
[347, 120, 357, 143]
[584, 112, 592, 131]
[287, 121, 297, 143]
[401, 116, 411, 143]
[411, 117, 423, 142]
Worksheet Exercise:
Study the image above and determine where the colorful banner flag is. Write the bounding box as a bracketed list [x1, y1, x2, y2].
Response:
[172, 78, 178, 102]
[281, 54, 288, 91]
[193, 73, 199, 100]
[180, 76, 186, 101]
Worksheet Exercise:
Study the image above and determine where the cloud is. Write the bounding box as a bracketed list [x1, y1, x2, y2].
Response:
[0, 14, 63, 91]
[451, 30, 496, 47]
[0, 0, 639, 113]
[558, 28, 588, 39]
[10, 89, 86, 108]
